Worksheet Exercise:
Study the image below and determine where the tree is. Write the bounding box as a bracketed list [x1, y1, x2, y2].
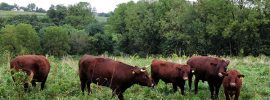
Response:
[41, 26, 70, 56]
[27, 3, 36, 12]
[47, 4, 67, 25]
[65, 2, 96, 29]
[0, 2, 14, 10]
[85, 22, 104, 36]
[0, 24, 40, 54]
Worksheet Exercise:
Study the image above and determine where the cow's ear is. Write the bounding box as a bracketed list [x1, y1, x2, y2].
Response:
[221, 72, 228, 76]
[237, 74, 245, 78]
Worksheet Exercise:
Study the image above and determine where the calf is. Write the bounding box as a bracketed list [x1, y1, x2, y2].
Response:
[222, 69, 244, 100]
[187, 56, 229, 100]
[151, 59, 191, 95]
[10, 55, 50, 91]
[79, 55, 154, 100]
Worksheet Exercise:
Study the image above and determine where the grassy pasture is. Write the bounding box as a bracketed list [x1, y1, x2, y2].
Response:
[0, 53, 269, 100]
[0, 10, 46, 18]
[0, 10, 108, 22]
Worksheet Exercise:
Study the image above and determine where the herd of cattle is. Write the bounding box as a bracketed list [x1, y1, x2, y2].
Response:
[9, 55, 245, 100]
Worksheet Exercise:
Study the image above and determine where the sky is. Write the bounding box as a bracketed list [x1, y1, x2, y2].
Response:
[0, 0, 140, 13]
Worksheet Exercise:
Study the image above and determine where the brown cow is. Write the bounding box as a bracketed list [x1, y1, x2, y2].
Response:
[79, 55, 154, 100]
[187, 56, 229, 100]
[10, 55, 50, 91]
[151, 59, 191, 95]
[222, 69, 244, 100]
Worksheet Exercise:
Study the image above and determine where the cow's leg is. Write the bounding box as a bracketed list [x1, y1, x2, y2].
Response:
[208, 82, 215, 100]
[234, 89, 240, 100]
[80, 80, 86, 94]
[215, 83, 222, 99]
[188, 72, 193, 90]
[224, 88, 230, 100]
[31, 80, 36, 87]
[173, 83, 178, 92]
[41, 76, 48, 90]
[114, 89, 124, 100]
[179, 81, 185, 95]
[194, 77, 199, 94]
[111, 90, 116, 98]
[24, 83, 30, 92]
[86, 81, 92, 95]
[151, 74, 159, 86]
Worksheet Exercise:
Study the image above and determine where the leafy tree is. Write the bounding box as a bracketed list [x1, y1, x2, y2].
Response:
[65, 2, 96, 29]
[85, 22, 104, 36]
[47, 5, 67, 25]
[0, 2, 14, 10]
[93, 33, 114, 54]
[27, 3, 36, 12]
[0, 24, 40, 54]
[41, 26, 70, 56]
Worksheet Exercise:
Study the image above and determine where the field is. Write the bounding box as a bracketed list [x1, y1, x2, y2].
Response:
[0, 10, 108, 22]
[0, 53, 269, 100]
[0, 10, 46, 18]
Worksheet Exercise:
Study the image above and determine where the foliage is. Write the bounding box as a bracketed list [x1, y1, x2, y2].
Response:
[105, 0, 270, 56]
[40, 26, 70, 56]
[65, 2, 96, 29]
[0, 23, 41, 54]
[0, 2, 15, 11]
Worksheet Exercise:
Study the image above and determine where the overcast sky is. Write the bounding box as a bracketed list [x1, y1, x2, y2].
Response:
[0, 0, 140, 13]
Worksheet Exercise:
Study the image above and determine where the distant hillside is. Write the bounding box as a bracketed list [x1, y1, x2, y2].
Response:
[0, 10, 46, 18]
[0, 10, 108, 22]
[95, 15, 108, 23]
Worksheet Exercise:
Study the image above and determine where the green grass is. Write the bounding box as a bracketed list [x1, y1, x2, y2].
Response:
[0, 10, 46, 18]
[0, 53, 269, 100]
[0, 10, 108, 22]
[95, 15, 108, 23]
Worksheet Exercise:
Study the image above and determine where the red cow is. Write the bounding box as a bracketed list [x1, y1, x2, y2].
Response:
[187, 56, 230, 100]
[151, 59, 191, 95]
[10, 55, 50, 91]
[79, 55, 154, 100]
[222, 69, 244, 100]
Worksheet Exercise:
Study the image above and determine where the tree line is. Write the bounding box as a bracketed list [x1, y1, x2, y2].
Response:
[1, 0, 270, 57]
[0, 2, 46, 12]
[0, 2, 113, 56]
[106, 0, 270, 56]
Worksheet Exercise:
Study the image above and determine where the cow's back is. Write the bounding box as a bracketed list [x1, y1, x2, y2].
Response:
[79, 55, 123, 86]
[151, 60, 179, 79]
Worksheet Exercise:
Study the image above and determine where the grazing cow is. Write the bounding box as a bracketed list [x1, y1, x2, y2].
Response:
[222, 69, 244, 100]
[79, 55, 154, 100]
[151, 59, 191, 95]
[187, 56, 230, 100]
[10, 55, 50, 91]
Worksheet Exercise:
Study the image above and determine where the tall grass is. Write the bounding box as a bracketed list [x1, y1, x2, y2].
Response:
[0, 53, 269, 99]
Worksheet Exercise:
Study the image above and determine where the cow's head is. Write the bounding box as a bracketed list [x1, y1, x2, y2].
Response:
[222, 71, 244, 87]
[211, 59, 230, 77]
[132, 67, 154, 87]
[176, 64, 191, 80]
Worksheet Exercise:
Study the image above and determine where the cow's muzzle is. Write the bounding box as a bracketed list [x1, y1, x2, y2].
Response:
[230, 82, 236, 87]
[183, 77, 188, 80]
